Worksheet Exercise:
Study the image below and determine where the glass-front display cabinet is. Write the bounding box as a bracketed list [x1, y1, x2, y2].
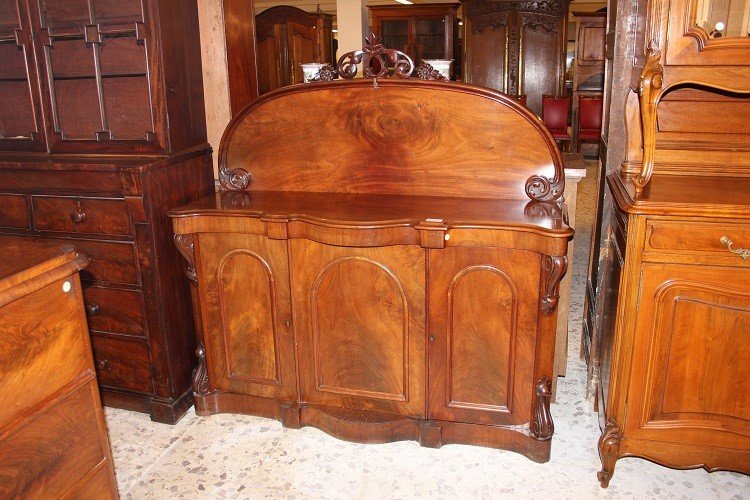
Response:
[370, 3, 459, 79]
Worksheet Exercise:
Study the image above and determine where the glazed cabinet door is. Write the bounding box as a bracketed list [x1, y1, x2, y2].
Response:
[291, 240, 426, 417]
[428, 246, 540, 426]
[195, 233, 297, 401]
[625, 263, 750, 450]
[0, 0, 45, 152]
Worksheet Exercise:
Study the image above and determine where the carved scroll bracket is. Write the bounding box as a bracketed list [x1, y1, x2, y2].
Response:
[174, 234, 197, 284]
[337, 33, 415, 87]
[597, 419, 622, 488]
[634, 50, 664, 194]
[219, 165, 251, 191]
[192, 342, 210, 396]
[531, 376, 553, 440]
[526, 170, 565, 203]
[541, 255, 567, 314]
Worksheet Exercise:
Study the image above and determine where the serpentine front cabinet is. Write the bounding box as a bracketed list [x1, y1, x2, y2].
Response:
[171, 72, 572, 461]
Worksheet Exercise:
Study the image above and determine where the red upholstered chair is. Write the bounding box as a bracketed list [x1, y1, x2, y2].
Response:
[577, 95, 603, 152]
[541, 95, 571, 151]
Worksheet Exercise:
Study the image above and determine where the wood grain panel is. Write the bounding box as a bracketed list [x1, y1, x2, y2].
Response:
[222, 80, 561, 200]
[197, 232, 296, 400]
[0, 193, 29, 229]
[428, 246, 539, 426]
[0, 382, 108, 498]
[292, 240, 425, 417]
[91, 335, 153, 394]
[32, 196, 131, 236]
[83, 286, 144, 336]
[218, 249, 279, 385]
[0, 277, 89, 424]
[628, 264, 750, 450]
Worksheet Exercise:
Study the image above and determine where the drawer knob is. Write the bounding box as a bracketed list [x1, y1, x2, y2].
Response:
[720, 236, 750, 260]
[71, 201, 87, 223]
[86, 303, 101, 316]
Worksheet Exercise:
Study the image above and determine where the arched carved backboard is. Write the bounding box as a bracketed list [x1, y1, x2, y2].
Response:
[218, 79, 565, 202]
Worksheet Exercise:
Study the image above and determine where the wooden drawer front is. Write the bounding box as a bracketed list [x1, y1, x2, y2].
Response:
[91, 336, 153, 394]
[32, 196, 131, 236]
[0, 277, 90, 425]
[83, 287, 144, 336]
[0, 193, 29, 229]
[0, 382, 108, 498]
[0, 169, 125, 197]
[39, 237, 139, 286]
[646, 220, 750, 258]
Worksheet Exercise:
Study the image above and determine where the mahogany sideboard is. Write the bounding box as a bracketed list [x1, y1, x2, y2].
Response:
[0, 0, 214, 423]
[0, 237, 118, 498]
[171, 70, 573, 462]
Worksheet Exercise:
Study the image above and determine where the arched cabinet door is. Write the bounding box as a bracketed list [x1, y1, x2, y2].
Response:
[290, 240, 426, 418]
[195, 233, 297, 401]
[427, 246, 540, 426]
[625, 263, 750, 451]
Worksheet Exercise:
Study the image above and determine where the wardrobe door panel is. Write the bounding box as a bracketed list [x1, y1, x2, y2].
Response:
[196, 233, 297, 401]
[428, 246, 540, 426]
[292, 240, 426, 417]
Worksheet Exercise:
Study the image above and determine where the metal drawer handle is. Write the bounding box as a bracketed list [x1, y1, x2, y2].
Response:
[86, 303, 101, 316]
[71, 201, 86, 223]
[720, 236, 750, 260]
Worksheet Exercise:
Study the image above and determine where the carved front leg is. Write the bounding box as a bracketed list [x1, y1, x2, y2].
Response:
[531, 376, 553, 440]
[597, 419, 622, 488]
[192, 342, 210, 396]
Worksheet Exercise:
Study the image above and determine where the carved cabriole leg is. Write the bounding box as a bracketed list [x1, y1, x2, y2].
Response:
[173, 234, 213, 416]
[597, 419, 622, 488]
[531, 376, 553, 441]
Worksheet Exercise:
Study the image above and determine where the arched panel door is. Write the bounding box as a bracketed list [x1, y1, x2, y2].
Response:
[428, 246, 540, 426]
[196, 233, 297, 401]
[291, 240, 426, 418]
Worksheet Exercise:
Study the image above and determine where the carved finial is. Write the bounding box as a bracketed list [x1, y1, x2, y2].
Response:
[634, 50, 664, 194]
[336, 33, 415, 84]
[531, 376, 554, 440]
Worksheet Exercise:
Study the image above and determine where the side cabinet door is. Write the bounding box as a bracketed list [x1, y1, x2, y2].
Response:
[626, 263, 750, 450]
[428, 246, 540, 426]
[196, 233, 296, 401]
[291, 240, 426, 418]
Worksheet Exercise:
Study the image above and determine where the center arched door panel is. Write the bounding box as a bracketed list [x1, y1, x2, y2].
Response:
[291, 240, 426, 417]
[427, 246, 540, 426]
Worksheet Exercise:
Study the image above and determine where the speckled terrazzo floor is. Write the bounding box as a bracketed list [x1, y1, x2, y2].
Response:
[104, 161, 750, 499]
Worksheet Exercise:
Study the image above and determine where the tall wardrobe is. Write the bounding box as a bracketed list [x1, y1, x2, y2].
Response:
[255, 6, 334, 95]
[0, 0, 213, 423]
[460, 0, 568, 115]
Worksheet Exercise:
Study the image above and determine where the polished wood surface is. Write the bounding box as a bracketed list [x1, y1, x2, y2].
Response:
[0, 0, 215, 424]
[0, 237, 117, 498]
[223, 0, 260, 115]
[219, 80, 564, 199]
[461, 0, 569, 115]
[172, 75, 571, 462]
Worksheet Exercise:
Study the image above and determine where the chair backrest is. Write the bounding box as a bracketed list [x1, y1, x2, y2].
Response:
[578, 95, 603, 131]
[542, 95, 570, 131]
